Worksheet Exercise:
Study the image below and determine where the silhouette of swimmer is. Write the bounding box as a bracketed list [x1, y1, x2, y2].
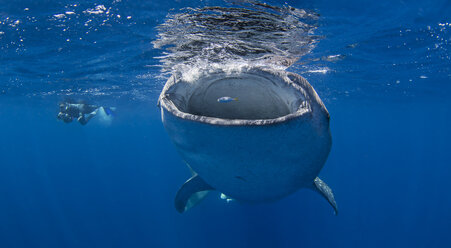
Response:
[57, 101, 114, 125]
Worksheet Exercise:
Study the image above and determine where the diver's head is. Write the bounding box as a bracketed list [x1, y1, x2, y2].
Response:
[59, 102, 69, 112]
[57, 112, 73, 123]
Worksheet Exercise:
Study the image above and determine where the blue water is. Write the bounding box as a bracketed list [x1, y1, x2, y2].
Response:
[1, 0, 450, 247]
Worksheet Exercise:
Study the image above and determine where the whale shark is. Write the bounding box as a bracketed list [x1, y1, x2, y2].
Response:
[158, 67, 337, 214]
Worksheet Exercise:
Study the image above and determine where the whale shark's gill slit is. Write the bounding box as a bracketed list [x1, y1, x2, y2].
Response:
[235, 176, 247, 182]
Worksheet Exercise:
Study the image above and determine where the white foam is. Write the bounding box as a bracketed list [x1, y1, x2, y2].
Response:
[53, 14, 65, 19]
[84, 5, 107, 15]
[10, 20, 20, 27]
[307, 68, 329, 74]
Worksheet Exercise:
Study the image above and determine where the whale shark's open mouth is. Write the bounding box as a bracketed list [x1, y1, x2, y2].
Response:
[161, 68, 310, 122]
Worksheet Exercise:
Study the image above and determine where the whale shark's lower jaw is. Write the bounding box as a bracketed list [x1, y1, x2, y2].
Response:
[159, 67, 334, 213]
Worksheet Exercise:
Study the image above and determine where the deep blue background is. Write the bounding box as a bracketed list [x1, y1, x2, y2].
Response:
[1, 0, 450, 247]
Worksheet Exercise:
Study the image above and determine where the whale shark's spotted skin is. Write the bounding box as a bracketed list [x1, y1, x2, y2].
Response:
[158, 67, 337, 214]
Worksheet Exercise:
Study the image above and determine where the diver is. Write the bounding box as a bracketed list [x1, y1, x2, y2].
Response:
[57, 101, 114, 125]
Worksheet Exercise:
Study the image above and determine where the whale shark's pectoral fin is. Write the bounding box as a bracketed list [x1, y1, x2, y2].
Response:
[311, 177, 338, 215]
[175, 175, 215, 213]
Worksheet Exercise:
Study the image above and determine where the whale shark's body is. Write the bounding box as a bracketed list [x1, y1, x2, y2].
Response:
[158, 67, 337, 214]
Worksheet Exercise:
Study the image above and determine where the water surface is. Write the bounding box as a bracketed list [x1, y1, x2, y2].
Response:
[0, 0, 450, 247]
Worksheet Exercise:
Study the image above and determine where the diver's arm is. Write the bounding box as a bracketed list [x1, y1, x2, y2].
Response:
[77, 115, 88, 125]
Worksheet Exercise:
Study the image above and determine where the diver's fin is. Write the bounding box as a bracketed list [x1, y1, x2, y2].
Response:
[311, 177, 338, 215]
[104, 107, 116, 116]
[175, 175, 214, 213]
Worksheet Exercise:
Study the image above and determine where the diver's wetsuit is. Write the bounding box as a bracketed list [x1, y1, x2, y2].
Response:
[58, 103, 99, 125]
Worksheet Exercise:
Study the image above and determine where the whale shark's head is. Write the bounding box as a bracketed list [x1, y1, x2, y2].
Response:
[158, 67, 331, 203]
